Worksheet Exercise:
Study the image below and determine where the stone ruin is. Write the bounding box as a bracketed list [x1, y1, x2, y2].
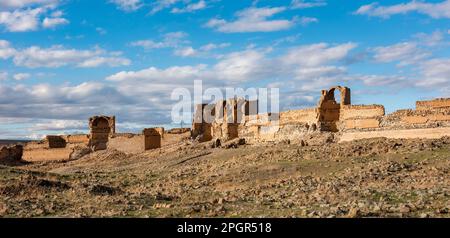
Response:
[88, 115, 116, 151]
[317, 86, 351, 132]
[192, 86, 450, 143]
[192, 98, 258, 142]
[32, 115, 166, 158]
[143, 128, 162, 150]
[45, 135, 67, 148]
[17, 85, 450, 161]
[0, 144, 23, 162]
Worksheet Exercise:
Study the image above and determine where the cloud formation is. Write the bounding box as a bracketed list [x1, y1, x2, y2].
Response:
[206, 7, 297, 33]
[0, 40, 131, 68]
[0, 1, 68, 32]
[355, 0, 450, 19]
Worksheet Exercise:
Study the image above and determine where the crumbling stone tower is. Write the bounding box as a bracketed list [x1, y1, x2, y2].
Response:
[88, 115, 115, 151]
[317, 86, 351, 132]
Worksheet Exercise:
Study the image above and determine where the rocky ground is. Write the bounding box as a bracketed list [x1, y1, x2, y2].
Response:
[0, 136, 449, 218]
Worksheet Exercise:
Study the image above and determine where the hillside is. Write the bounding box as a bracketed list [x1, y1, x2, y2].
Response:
[1, 136, 449, 218]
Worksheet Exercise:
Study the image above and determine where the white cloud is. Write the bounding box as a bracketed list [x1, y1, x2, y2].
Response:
[199, 43, 230, 51]
[206, 6, 296, 33]
[171, 0, 206, 13]
[0, 40, 16, 59]
[297, 16, 318, 26]
[355, 0, 450, 19]
[0, 7, 43, 31]
[77, 56, 131, 68]
[108, 42, 357, 85]
[358, 74, 408, 87]
[42, 15, 68, 28]
[0, 3, 68, 32]
[290, 0, 327, 9]
[110, 0, 142, 12]
[106, 65, 207, 82]
[172, 43, 230, 57]
[414, 30, 445, 47]
[0, 82, 135, 124]
[0, 0, 58, 9]
[372, 42, 430, 66]
[0, 41, 131, 68]
[13, 73, 31, 80]
[31, 119, 85, 131]
[13, 45, 97, 68]
[0, 72, 8, 80]
[281, 43, 357, 67]
[150, 0, 181, 14]
[174, 46, 197, 57]
[96, 27, 107, 35]
[130, 31, 188, 50]
[417, 58, 450, 88]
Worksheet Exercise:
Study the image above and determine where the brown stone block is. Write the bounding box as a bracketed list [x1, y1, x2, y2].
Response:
[46, 135, 67, 148]
[143, 128, 162, 150]
[345, 119, 380, 129]
[402, 116, 428, 124]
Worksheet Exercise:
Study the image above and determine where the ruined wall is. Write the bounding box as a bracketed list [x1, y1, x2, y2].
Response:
[65, 134, 89, 144]
[316, 86, 351, 132]
[143, 128, 162, 150]
[89, 115, 115, 151]
[279, 108, 317, 126]
[191, 86, 450, 143]
[167, 128, 190, 134]
[340, 127, 450, 142]
[340, 105, 385, 130]
[46, 135, 67, 148]
[416, 98, 450, 110]
[192, 104, 213, 142]
[381, 104, 450, 129]
[0, 145, 23, 161]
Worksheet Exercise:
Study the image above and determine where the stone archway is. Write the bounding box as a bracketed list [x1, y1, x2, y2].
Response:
[89, 116, 115, 151]
[317, 86, 351, 132]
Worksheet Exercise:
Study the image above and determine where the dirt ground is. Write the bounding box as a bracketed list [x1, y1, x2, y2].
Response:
[0, 136, 449, 218]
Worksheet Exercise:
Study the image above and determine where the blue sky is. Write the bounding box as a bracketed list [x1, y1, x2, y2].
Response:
[0, 0, 449, 139]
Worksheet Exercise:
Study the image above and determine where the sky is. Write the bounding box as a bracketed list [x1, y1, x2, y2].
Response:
[0, 0, 449, 139]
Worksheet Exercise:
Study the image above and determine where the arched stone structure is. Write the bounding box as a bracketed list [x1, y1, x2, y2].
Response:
[317, 86, 351, 132]
[88, 115, 115, 151]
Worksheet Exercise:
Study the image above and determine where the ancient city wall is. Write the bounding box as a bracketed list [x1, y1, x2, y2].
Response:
[340, 127, 450, 142]
[279, 108, 317, 126]
[46, 135, 67, 148]
[340, 105, 385, 120]
[416, 98, 450, 110]
[340, 105, 385, 130]
[193, 86, 450, 143]
[65, 134, 89, 144]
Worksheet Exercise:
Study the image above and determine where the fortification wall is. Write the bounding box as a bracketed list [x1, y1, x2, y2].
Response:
[340, 127, 450, 142]
[23, 147, 73, 162]
[46, 135, 67, 148]
[339, 105, 385, 130]
[416, 98, 450, 110]
[65, 134, 89, 144]
[380, 106, 450, 129]
[279, 108, 317, 125]
[341, 105, 385, 120]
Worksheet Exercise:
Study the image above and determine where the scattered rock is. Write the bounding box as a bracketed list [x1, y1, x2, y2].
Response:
[69, 146, 92, 160]
[0, 145, 23, 162]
